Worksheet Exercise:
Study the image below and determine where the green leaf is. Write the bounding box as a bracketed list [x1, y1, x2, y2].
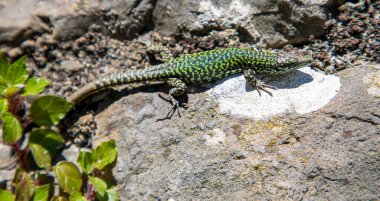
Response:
[105, 186, 119, 201]
[92, 140, 117, 170]
[29, 143, 52, 169]
[1, 112, 22, 144]
[0, 190, 15, 201]
[3, 86, 20, 98]
[29, 128, 65, 169]
[6, 56, 29, 86]
[30, 128, 65, 156]
[0, 53, 9, 80]
[89, 176, 107, 196]
[33, 184, 50, 201]
[0, 80, 7, 94]
[77, 151, 93, 174]
[69, 192, 86, 201]
[97, 186, 119, 201]
[53, 162, 82, 193]
[14, 171, 34, 201]
[30, 95, 73, 126]
[22, 77, 51, 96]
[0, 98, 8, 114]
[0, 55, 29, 95]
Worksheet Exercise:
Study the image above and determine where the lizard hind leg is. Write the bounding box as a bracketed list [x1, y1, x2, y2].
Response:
[157, 78, 188, 120]
[244, 69, 277, 96]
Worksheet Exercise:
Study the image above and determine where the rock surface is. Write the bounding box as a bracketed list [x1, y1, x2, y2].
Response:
[154, 0, 332, 48]
[0, 0, 379, 200]
[92, 63, 379, 200]
[0, 142, 15, 186]
[0, 0, 332, 48]
[0, 0, 156, 44]
[207, 67, 341, 119]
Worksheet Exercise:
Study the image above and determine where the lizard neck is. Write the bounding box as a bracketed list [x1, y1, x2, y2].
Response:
[242, 49, 279, 70]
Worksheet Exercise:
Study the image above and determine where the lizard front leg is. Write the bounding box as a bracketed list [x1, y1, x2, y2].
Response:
[158, 78, 187, 120]
[167, 78, 187, 107]
[244, 69, 277, 96]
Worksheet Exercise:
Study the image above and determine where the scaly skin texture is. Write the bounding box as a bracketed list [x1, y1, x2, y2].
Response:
[68, 47, 312, 105]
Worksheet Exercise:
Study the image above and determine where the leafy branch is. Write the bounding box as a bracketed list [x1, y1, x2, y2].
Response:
[0, 54, 119, 200]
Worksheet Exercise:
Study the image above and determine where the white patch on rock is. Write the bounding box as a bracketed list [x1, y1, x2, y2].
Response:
[204, 128, 226, 146]
[206, 67, 341, 119]
[303, 0, 331, 5]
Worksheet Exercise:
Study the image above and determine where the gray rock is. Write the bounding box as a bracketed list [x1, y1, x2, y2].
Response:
[1, 0, 333, 48]
[0, 0, 377, 200]
[52, 12, 99, 41]
[0, 0, 154, 44]
[0, 0, 73, 45]
[0, 143, 15, 185]
[0, 15, 50, 45]
[92, 63, 379, 200]
[153, 0, 333, 48]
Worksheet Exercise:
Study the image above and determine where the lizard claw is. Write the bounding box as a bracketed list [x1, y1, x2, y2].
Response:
[255, 80, 277, 96]
[157, 93, 181, 120]
[169, 98, 181, 118]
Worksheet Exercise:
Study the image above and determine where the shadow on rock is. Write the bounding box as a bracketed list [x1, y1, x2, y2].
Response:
[244, 69, 313, 92]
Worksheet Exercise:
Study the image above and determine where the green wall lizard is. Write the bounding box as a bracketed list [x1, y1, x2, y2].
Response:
[68, 47, 312, 112]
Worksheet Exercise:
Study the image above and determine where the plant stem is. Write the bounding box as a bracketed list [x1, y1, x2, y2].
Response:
[12, 142, 29, 172]
[86, 179, 96, 201]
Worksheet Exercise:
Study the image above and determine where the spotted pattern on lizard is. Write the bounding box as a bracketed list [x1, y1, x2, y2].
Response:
[68, 47, 312, 106]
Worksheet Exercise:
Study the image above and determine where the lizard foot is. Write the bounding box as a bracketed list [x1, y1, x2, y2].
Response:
[157, 92, 181, 121]
[244, 69, 278, 97]
[255, 80, 278, 96]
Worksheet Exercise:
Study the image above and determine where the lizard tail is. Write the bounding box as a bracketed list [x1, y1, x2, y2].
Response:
[67, 69, 171, 104]
[67, 82, 99, 104]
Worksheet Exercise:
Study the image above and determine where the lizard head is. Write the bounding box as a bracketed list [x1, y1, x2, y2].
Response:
[276, 49, 313, 73]
[254, 49, 313, 75]
[273, 49, 312, 75]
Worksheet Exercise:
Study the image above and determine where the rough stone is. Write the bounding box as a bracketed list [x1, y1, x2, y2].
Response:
[0, 0, 75, 45]
[0, 0, 155, 44]
[91, 63, 379, 200]
[0, 143, 15, 186]
[0, 0, 332, 48]
[51, 12, 99, 41]
[153, 0, 332, 48]
[0, 1, 378, 200]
